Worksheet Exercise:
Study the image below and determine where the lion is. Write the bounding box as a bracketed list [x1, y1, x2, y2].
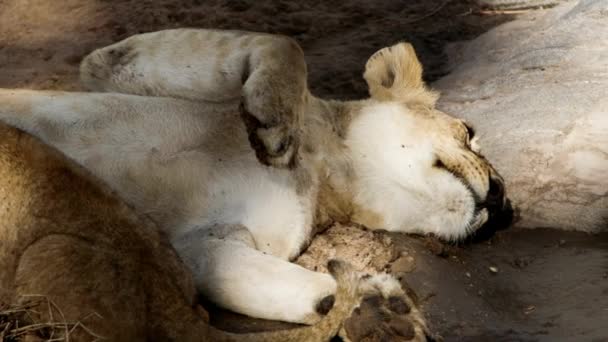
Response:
[0, 28, 510, 337]
[0, 121, 425, 341]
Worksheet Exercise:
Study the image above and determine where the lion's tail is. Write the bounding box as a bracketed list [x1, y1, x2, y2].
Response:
[208, 259, 359, 342]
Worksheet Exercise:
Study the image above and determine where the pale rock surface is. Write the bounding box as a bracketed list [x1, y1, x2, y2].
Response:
[434, 0, 608, 232]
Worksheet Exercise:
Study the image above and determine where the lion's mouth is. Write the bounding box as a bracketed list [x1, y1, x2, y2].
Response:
[468, 199, 514, 242]
[434, 159, 513, 241]
[451, 168, 513, 241]
[470, 207, 489, 231]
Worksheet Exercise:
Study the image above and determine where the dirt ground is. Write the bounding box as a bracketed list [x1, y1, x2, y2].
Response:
[1, 0, 606, 341]
[0, 0, 511, 96]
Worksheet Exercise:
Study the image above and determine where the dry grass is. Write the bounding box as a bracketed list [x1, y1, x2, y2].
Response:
[0, 295, 103, 342]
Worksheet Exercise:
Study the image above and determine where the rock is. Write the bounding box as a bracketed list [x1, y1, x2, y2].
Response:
[476, 0, 566, 9]
[391, 253, 417, 274]
[435, 0, 608, 232]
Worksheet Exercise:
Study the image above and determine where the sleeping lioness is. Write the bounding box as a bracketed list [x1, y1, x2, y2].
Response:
[0, 29, 510, 336]
[0, 121, 422, 341]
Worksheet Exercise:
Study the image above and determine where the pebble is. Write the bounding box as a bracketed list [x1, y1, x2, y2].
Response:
[391, 254, 416, 273]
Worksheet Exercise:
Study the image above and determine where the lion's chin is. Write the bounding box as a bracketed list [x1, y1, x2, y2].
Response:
[467, 199, 514, 242]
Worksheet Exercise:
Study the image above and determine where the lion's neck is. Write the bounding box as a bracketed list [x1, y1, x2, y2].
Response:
[300, 94, 363, 229]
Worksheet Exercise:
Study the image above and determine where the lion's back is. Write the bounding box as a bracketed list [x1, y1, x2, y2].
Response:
[0, 122, 205, 341]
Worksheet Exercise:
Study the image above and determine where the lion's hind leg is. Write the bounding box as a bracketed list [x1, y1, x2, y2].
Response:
[80, 29, 308, 168]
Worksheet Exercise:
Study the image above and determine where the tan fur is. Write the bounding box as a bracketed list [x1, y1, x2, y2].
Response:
[0, 122, 365, 342]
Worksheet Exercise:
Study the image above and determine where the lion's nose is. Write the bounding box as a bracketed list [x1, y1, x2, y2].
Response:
[470, 173, 513, 242]
[485, 171, 513, 227]
[486, 173, 505, 209]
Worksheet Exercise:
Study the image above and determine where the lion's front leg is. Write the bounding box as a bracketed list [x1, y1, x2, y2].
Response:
[172, 224, 338, 324]
[80, 29, 308, 168]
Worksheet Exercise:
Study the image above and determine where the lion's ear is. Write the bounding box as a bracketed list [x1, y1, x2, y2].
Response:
[363, 43, 438, 106]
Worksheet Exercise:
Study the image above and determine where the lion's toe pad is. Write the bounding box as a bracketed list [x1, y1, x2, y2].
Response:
[341, 274, 434, 341]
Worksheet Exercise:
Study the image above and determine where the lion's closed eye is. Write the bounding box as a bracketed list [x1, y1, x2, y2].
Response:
[461, 123, 482, 154]
[459, 122, 481, 153]
[463, 123, 475, 140]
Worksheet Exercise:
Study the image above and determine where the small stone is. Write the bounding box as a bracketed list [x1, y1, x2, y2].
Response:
[489, 266, 499, 273]
[391, 255, 416, 273]
[524, 305, 536, 315]
[465, 272, 471, 278]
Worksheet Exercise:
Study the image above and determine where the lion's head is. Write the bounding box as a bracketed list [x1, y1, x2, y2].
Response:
[345, 43, 512, 241]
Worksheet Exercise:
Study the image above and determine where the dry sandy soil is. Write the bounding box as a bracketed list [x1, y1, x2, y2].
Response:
[1, 0, 606, 341]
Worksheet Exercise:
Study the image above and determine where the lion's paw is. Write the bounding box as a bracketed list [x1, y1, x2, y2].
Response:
[80, 43, 139, 92]
[341, 274, 435, 342]
[239, 100, 299, 169]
